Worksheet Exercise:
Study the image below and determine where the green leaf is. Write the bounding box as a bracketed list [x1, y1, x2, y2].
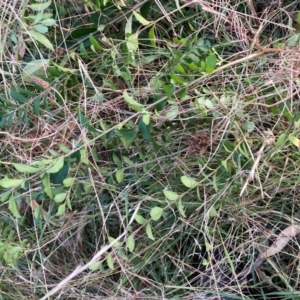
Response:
[13, 163, 42, 174]
[89, 34, 104, 51]
[142, 111, 150, 125]
[289, 135, 300, 148]
[150, 207, 163, 221]
[42, 174, 53, 199]
[209, 206, 217, 218]
[181, 176, 198, 189]
[89, 262, 101, 271]
[148, 27, 156, 47]
[135, 214, 146, 224]
[106, 253, 114, 270]
[108, 237, 121, 248]
[80, 149, 89, 164]
[126, 33, 139, 52]
[54, 192, 67, 203]
[138, 117, 152, 141]
[133, 11, 150, 25]
[33, 24, 48, 34]
[146, 223, 155, 240]
[22, 59, 49, 82]
[177, 199, 186, 218]
[40, 18, 56, 26]
[10, 91, 28, 103]
[125, 13, 133, 35]
[297, 11, 300, 25]
[115, 169, 124, 183]
[8, 195, 21, 218]
[123, 90, 144, 112]
[27, 30, 54, 51]
[56, 203, 66, 216]
[276, 133, 287, 147]
[118, 128, 136, 148]
[118, 248, 128, 261]
[205, 52, 217, 73]
[163, 85, 175, 98]
[28, 1, 51, 11]
[244, 121, 255, 133]
[126, 234, 135, 252]
[63, 177, 75, 187]
[163, 190, 179, 201]
[46, 157, 65, 174]
[205, 242, 212, 251]
[49, 161, 69, 184]
[0, 178, 24, 189]
[165, 105, 179, 120]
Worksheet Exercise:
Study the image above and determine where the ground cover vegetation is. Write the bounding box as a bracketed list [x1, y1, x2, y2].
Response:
[1, 0, 300, 299]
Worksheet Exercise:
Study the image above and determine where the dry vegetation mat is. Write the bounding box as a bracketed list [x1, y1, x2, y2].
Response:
[1, 0, 300, 299]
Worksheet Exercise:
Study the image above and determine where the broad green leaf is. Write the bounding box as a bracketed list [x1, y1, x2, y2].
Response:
[133, 11, 150, 25]
[40, 18, 56, 26]
[142, 111, 150, 125]
[1, 192, 11, 202]
[46, 157, 64, 173]
[244, 121, 255, 133]
[297, 11, 300, 25]
[276, 133, 287, 147]
[177, 199, 186, 218]
[80, 149, 89, 164]
[56, 203, 66, 216]
[126, 33, 138, 52]
[10, 91, 28, 103]
[126, 234, 135, 251]
[106, 253, 114, 270]
[33, 24, 48, 34]
[123, 90, 144, 112]
[58, 143, 70, 154]
[123, 156, 134, 166]
[8, 195, 21, 218]
[289, 135, 300, 148]
[13, 163, 42, 174]
[163, 190, 179, 201]
[108, 237, 121, 248]
[135, 214, 146, 224]
[42, 174, 53, 199]
[205, 242, 212, 251]
[118, 248, 128, 260]
[63, 177, 75, 187]
[54, 192, 67, 203]
[118, 128, 136, 148]
[138, 117, 152, 141]
[181, 175, 198, 189]
[148, 27, 156, 47]
[50, 161, 69, 184]
[34, 206, 41, 220]
[125, 13, 133, 34]
[89, 34, 104, 51]
[209, 206, 217, 218]
[89, 262, 101, 271]
[22, 59, 49, 82]
[146, 223, 155, 240]
[116, 169, 124, 183]
[28, 1, 51, 11]
[0, 178, 23, 189]
[163, 85, 175, 98]
[165, 105, 179, 120]
[27, 30, 54, 51]
[205, 52, 217, 74]
[150, 207, 163, 221]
